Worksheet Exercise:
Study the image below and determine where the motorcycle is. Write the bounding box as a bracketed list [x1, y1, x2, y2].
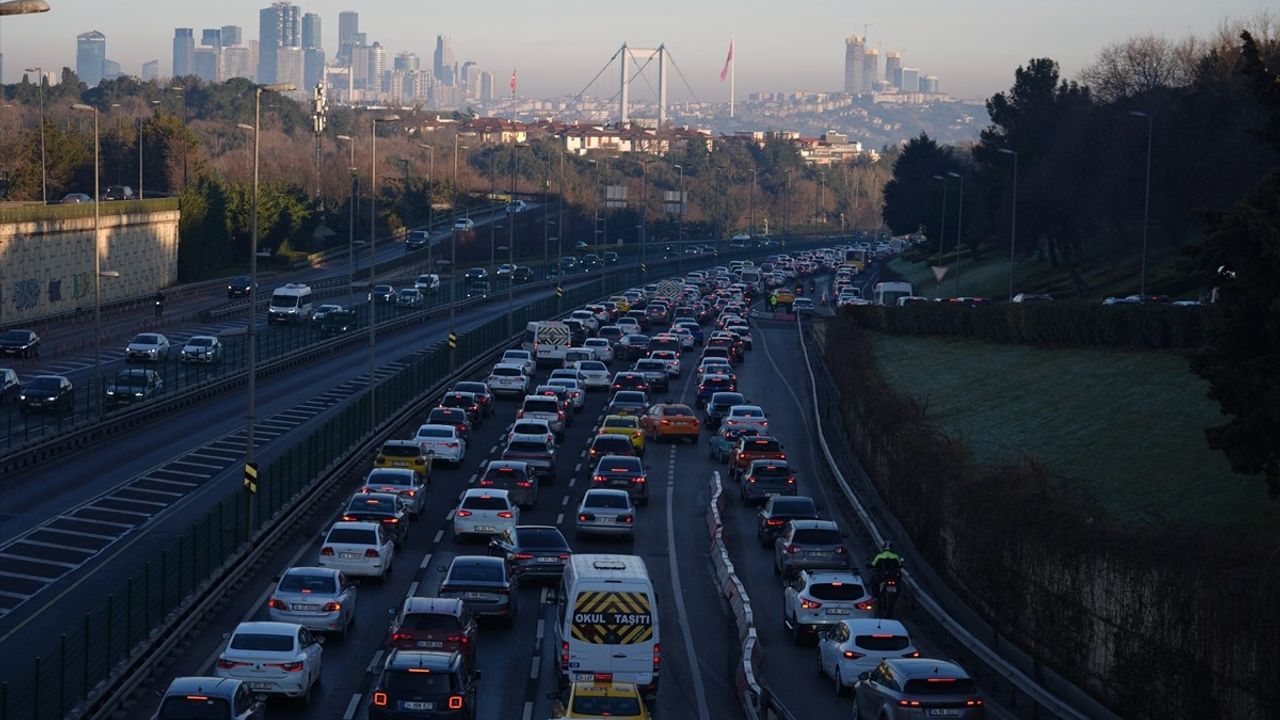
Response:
[875, 577, 900, 618]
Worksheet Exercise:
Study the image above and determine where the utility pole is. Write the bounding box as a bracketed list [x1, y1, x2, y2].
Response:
[312, 84, 327, 200]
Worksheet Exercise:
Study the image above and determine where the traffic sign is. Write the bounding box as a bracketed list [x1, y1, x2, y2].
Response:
[243, 462, 258, 494]
[931, 265, 950, 283]
[555, 285, 563, 298]
[656, 280, 682, 300]
[448, 332, 458, 349]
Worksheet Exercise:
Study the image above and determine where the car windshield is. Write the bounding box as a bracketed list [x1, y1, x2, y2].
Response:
[601, 457, 642, 472]
[902, 678, 979, 695]
[229, 632, 294, 652]
[157, 696, 232, 720]
[384, 670, 456, 694]
[770, 498, 817, 516]
[279, 573, 337, 594]
[348, 495, 397, 513]
[187, 338, 214, 347]
[485, 466, 528, 481]
[664, 406, 694, 417]
[447, 561, 503, 583]
[133, 335, 161, 345]
[327, 528, 378, 545]
[461, 495, 509, 510]
[809, 582, 864, 600]
[430, 409, 464, 422]
[712, 393, 745, 405]
[455, 382, 488, 395]
[271, 293, 299, 307]
[584, 493, 630, 509]
[506, 440, 548, 454]
[604, 418, 637, 429]
[614, 392, 645, 404]
[593, 437, 632, 452]
[571, 695, 643, 715]
[26, 377, 61, 391]
[2, 330, 30, 342]
[855, 634, 911, 651]
[636, 361, 664, 370]
[792, 529, 842, 545]
[733, 408, 765, 418]
[367, 471, 412, 486]
[751, 464, 791, 478]
[114, 372, 151, 388]
[492, 367, 520, 376]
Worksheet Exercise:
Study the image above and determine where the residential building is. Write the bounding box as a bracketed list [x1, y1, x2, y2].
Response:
[192, 47, 218, 82]
[843, 35, 864, 94]
[220, 45, 253, 81]
[434, 35, 454, 85]
[258, 1, 301, 84]
[173, 28, 194, 78]
[76, 30, 107, 87]
[862, 48, 879, 97]
[409, 69, 433, 103]
[900, 67, 920, 93]
[797, 131, 864, 165]
[141, 59, 160, 82]
[884, 51, 902, 88]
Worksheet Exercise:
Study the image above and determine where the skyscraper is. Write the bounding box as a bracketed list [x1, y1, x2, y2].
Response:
[220, 45, 253, 81]
[434, 35, 454, 86]
[76, 30, 107, 86]
[305, 48, 325, 90]
[258, 1, 301, 84]
[394, 51, 420, 72]
[222, 26, 243, 47]
[884, 51, 903, 89]
[201, 28, 223, 49]
[922, 76, 939, 94]
[460, 60, 478, 93]
[843, 35, 865, 94]
[141, 59, 160, 82]
[350, 44, 370, 89]
[337, 11, 358, 63]
[173, 28, 195, 78]
[479, 70, 494, 102]
[193, 47, 218, 82]
[302, 13, 322, 51]
[369, 42, 386, 93]
[276, 46, 304, 90]
[900, 67, 920, 93]
[862, 48, 879, 94]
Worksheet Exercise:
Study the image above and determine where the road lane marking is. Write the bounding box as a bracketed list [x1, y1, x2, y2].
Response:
[529, 655, 540, 679]
[521, 701, 534, 720]
[420, 553, 432, 569]
[366, 649, 384, 673]
[433, 529, 444, 544]
[664, 429, 712, 720]
[342, 693, 362, 720]
[555, 512, 564, 525]
[536, 618, 545, 640]
[407, 581, 419, 597]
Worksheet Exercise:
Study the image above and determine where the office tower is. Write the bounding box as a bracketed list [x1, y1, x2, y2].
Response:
[76, 30, 107, 86]
[173, 28, 195, 78]
[884, 51, 902, 89]
[276, 46, 304, 90]
[249, 41, 259, 78]
[480, 70, 494, 101]
[302, 13, 322, 50]
[103, 59, 121, 81]
[337, 11, 358, 62]
[394, 51, 420, 72]
[434, 35, 454, 85]
[900, 67, 920, 93]
[922, 75, 939, 94]
[141, 59, 160, 82]
[409, 69, 433, 103]
[460, 60, 478, 91]
[843, 35, 865, 94]
[258, 1, 301, 84]
[193, 48, 218, 82]
[369, 42, 385, 93]
[201, 28, 222, 48]
[350, 44, 370, 89]
[222, 26, 242, 46]
[305, 48, 325, 90]
[863, 48, 879, 94]
[220, 45, 253, 81]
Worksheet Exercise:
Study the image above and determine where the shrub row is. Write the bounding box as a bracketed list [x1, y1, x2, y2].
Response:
[846, 302, 1212, 349]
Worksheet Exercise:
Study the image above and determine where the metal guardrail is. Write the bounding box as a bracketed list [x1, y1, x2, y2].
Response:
[793, 315, 1093, 720]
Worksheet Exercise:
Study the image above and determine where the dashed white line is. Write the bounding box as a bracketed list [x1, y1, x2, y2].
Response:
[420, 552, 433, 569]
[521, 701, 534, 720]
[529, 655, 540, 679]
[568, 477, 577, 488]
[536, 618, 546, 641]
[560, 496, 569, 507]
[446, 510, 456, 521]
[555, 512, 564, 525]
[342, 693, 361, 720]
[433, 529, 444, 544]
[407, 581, 419, 597]
[573, 462, 582, 474]
[366, 649, 384, 673]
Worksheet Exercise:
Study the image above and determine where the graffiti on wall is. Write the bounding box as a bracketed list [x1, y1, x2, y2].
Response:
[12, 278, 39, 311]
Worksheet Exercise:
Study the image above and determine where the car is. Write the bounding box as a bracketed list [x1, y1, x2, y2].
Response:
[725, 324, 753, 350]
[757, 495, 821, 547]
[696, 357, 735, 383]
[438, 391, 483, 426]
[586, 433, 637, 470]
[590, 454, 650, 505]
[709, 425, 759, 463]
[0, 368, 19, 404]
[267, 567, 358, 638]
[501, 436, 558, 484]
[496, 263, 515, 277]
[105, 368, 163, 407]
[396, 287, 425, 307]
[501, 349, 536, 375]
[724, 404, 769, 433]
[852, 658, 984, 719]
[103, 184, 135, 200]
[669, 326, 696, 349]
[453, 217, 476, 231]
[1011, 292, 1053, 304]
[793, 297, 816, 314]
[452, 381, 495, 417]
[18, 374, 73, 415]
[318, 306, 357, 334]
[361, 467, 428, 517]
[342, 492, 409, 547]
[58, 192, 92, 204]
[602, 251, 620, 266]
[175, 335, 224, 364]
[552, 679, 650, 719]
[771, 288, 796, 306]
[154, 676, 264, 720]
[604, 390, 647, 417]
[375, 440, 433, 481]
[512, 265, 534, 283]
[371, 284, 397, 303]
[573, 359, 612, 387]
[486, 363, 531, 397]
[704, 390, 746, 430]
[387, 597, 477, 665]
[598, 415, 646, 454]
[631, 359, 670, 392]
[125, 333, 170, 362]
[575, 488, 635, 538]
[464, 267, 489, 282]
[519, 394, 566, 438]
[674, 321, 703, 345]
[741, 459, 797, 505]
[438, 555, 519, 622]
[695, 374, 736, 409]
[415, 273, 441, 293]
[547, 378, 586, 412]
[406, 230, 431, 251]
[488, 525, 572, 582]
[728, 435, 786, 480]
[453, 489, 519, 540]
[818, 618, 919, 695]
[774, 520, 851, 577]
[648, 350, 681, 377]
[509, 418, 556, 446]
[479, 460, 538, 508]
[414, 424, 467, 465]
[640, 402, 700, 443]
[570, 309, 601, 332]
[368, 649, 481, 720]
[610, 371, 649, 395]
[226, 276, 255, 299]
[616, 334, 652, 361]
[783, 570, 874, 643]
[505, 199, 528, 213]
[213, 621, 323, 702]
[319, 521, 396, 579]
[561, 255, 579, 270]
[427, 407, 473, 440]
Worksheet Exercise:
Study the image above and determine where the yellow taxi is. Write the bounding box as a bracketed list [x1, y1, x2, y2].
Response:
[553, 679, 649, 719]
[640, 403, 700, 443]
[374, 439, 432, 480]
[598, 414, 646, 454]
[770, 288, 796, 306]
[609, 295, 631, 313]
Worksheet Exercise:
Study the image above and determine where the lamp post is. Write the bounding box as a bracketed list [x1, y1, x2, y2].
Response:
[998, 148, 1019, 301]
[25, 66, 46, 204]
[0, 0, 50, 13]
[1130, 110, 1153, 297]
[449, 143, 470, 372]
[508, 143, 528, 336]
[71, 104, 102, 382]
[369, 114, 401, 433]
[419, 143, 435, 268]
[947, 171, 964, 297]
[932, 175, 948, 299]
[673, 164, 684, 275]
[749, 168, 757, 237]
[336, 134, 356, 304]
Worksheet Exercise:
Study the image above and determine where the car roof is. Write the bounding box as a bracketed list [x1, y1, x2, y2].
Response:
[368, 467, 417, 479]
[840, 617, 909, 635]
[163, 676, 243, 698]
[584, 488, 631, 499]
[385, 649, 462, 672]
[403, 596, 465, 614]
[883, 658, 970, 681]
[788, 519, 838, 531]
[282, 566, 340, 579]
[492, 362, 526, 371]
[417, 423, 459, 433]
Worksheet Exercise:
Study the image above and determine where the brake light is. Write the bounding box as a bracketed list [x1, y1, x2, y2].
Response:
[592, 475, 606, 483]
[497, 511, 514, 519]
[517, 410, 525, 419]
[765, 518, 785, 526]
[843, 650, 865, 659]
[447, 695, 464, 710]
[579, 513, 594, 521]
[856, 601, 874, 612]
[785, 545, 800, 554]
[363, 548, 380, 558]
[185, 695, 209, 701]
[216, 658, 248, 669]
[517, 480, 532, 488]
[561, 641, 570, 666]
[898, 700, 923, 708]
[904, 650, 921, 658]
[558, 411, 565, 420]
[514, 552, 534, 561]
[447, 634, 471, 645]
[653, 643, 661, 668]
[800, 598, 822, 609]
[446, 441, 459, 449]
[479, 478, 494, 486]
[559, 554, 570, 560]
[372, 691, 388, 707]
[267, 661, 305, 672]
[320, 547, 334, 556]
[456, 510, 472, 517]
[341, 514, 358, 521]
[618, 514, 634, 524]
[381, 518, 399, 524]
[267, 597, 288, 610]
[966, 699, 984, 706]
[391, 632, 412, 643]
[632, 476, 646, 484]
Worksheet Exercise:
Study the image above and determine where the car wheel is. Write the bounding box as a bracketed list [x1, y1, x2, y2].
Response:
[835, 667, 849, 697]
[850, 696, 862, 720]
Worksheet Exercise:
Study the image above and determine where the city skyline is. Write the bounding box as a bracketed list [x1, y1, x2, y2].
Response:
[0, 0, 1270, 100]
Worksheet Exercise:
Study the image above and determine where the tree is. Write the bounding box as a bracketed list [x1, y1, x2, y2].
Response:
[881, 133, 959, 238]
[1079, 34, 1201, 102]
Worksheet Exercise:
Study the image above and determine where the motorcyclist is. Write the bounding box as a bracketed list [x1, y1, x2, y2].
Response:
[793, 282, 804, 297]
[153, 291, 165, 319]
[869, 541, 903, 591]
[809, 278, 816, 293]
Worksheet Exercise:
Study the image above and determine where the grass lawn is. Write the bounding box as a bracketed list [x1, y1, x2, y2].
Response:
[867, 332, 1277, 533]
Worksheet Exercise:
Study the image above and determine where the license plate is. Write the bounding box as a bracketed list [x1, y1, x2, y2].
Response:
[339, 552, 360, 560]
[416, 640, 444, 648]
[808, 552, 832, 558]
[247, 681, 273, 690]
[464, 592, 494, 600]
[293, 604, 320, 611]
[826, 608, 851, 615]
[391, 461, 408, 467]
[576, 672, 597, 681]
[537, 556, 559, 563]
[475, 526, 495, 533]
[594, 516, 614, 523]
[927, 711, 961, 717]
[402, 701, 435, 710]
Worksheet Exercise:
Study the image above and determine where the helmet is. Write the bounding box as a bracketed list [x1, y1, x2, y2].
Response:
[881, 541, 894, 552]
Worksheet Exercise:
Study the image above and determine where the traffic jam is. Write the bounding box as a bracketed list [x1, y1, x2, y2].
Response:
[153, 246, 985, 720]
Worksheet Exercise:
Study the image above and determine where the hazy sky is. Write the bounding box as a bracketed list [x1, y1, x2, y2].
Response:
[0, 0, 1271, 100]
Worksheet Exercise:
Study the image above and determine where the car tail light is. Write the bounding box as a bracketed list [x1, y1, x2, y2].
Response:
[619, 514, 633, 524]
[517, 410, 525, 419]
[517, 480, 532, 488]
[514, 552, 534, 560]
[447, 634, 471, 645]
[267, 661, 305, 672]
[561, 641, 570, 666]
[456, 510, 472, 517]
[632, 476, 646, 484]
[578, 513, 594, 522]
[559, 554, 570, 560]
[497, 511, 514, 519]
[446, 694, 465, 710]
[898, 700, 923, 708]
[592, 475, 606, 483]
[843, 650, 865, 659]
[834, 546, 847, 554]
[267, 598, 288, 610]
[747, 476, 757, 484]
[787, 477, 796, 484]
[391, 632, 413, 643]
[320, 547, 334, 556]
[653, 643, 661, 668]
[904, 650, 921, 658]
[765, 518, 785, 526]
[966, 699, 984, 706]
[446, 441, 459, 449]
[381, 518, 399, 524]
[372, 691, 388, 707]
[322, 602, 342, 612]
[341, 514, 358, 521]
[364, 548, 380, 558]
[558, 411, 566, 420]
[479, 479, 494, 486]
[856, 601, 874, 612]
[216, 658, 248, 669]
[785, 545, 800, 554]
[799, 598, 822, 609]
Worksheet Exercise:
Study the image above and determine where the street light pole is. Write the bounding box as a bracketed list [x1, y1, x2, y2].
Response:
[673, 164, 684, 275]
[1131, 110, 1153, 297]
[25, 66, 46, 204]
[932, 175, 948, 299]
[369, 114, 401, 433]
[998, 148, 1019, 301]
[419, 143, 435, 269]
[336, 134, 355, 304]
[507, 144, 526, 336]
[450, 143, 469, 372]
[72, 104, 101, 379]
[948, 171, 964, 297]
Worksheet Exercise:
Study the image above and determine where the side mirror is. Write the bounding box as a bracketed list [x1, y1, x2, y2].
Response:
[315, 636, 326, 645]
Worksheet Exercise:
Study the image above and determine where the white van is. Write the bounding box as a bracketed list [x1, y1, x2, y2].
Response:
[557, 554, 660, 696]
[873, 282, 914, 306]
[524, 321, 573, 366]
[267, 283, 313, 324]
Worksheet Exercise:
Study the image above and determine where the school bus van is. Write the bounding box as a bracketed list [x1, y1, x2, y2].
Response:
[557, 554, 660, 697]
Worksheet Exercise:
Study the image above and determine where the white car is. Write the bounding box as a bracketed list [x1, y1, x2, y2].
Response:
[548, 368, 581, 383]
[783, 570, 874, 643]
[125, 333, 170, 362]
[669, 327, 696, 349]
[546, 378, 585, 411]
[569, 310, 600, 332]
[486, 363, 530, 397]
[582, 338, 615, 364]
[648, 350, 681, 377]
[453, 488, 519, 540]
[414, 424, 467, 465]
[501, 349, 536, 375]
[573, 360, 611, 389]
[415, 274, 440, 292]
[360, 467, 427, 516]
[214, 621, 323, 700]
[508, 421, 556, 447]
[697, 357, 734, 381]
[818, 618, 918, 695]
[453, 218, 475, 231]
[615, 318, 641, 335]
[317, 521, 395, 579]
[179, 335, 223, 364]
[724, 405, 769, 433]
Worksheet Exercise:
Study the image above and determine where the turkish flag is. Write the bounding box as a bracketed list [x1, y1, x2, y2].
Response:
[510, 69, 517, 93]
[720, 38, 734, 82]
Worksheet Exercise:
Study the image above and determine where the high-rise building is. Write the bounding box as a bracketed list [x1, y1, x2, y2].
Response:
[337, 11, 358, 63]
[369, 42, 386, 93]
[408, 69, 433, 103]
[921, 75, 939, 94]
[479, 70, 494, 102]
[304, 48, 325, 89]
[201, 28, 223, 48]
[103, 58, 121, 81]
[434, 35, 454, 85]
[193, 47, 218, 82]
[258, 1, 301, 84]
[394, 51, 419, 72]
[900, 67, 920, 93]
[884, 51, 903, 89]
[173, 28, 195, 78]
[76, 30, 107, 86]
[302, 13, 321, 51]
[843, 35, 865, 94]
[862, 48, 879, 94]
[276, 46, 304, 90]
[222, 26, 243, 47]
[350, 44, 370, 89]
[141, 59, 160, 82]
[460, 60, 478, 91]
[220, 45, 253, 81]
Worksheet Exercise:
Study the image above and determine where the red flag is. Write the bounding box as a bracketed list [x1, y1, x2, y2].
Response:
[510, 69, 517, 93]
[720, 38, 734, 82]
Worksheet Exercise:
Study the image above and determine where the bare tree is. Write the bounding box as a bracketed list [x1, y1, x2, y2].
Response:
[1079, 34, 1199, 101]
